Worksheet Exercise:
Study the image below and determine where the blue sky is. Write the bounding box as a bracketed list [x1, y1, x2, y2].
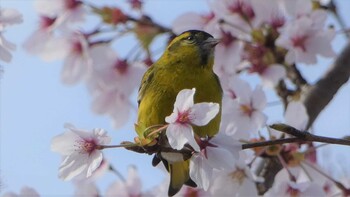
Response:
[1, 0, 350, 195]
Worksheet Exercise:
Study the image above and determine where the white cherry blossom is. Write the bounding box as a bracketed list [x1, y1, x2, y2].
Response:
[2, 187, 40, 197]
[165, 88, 220, 151]
[189, 133, 241, 190]
[106, 166, 142, 197]
[0, 8, 23, 63]
[51, 124, 111, 181]
[222, 77, 267, 139]
[276, 16, 335, 65]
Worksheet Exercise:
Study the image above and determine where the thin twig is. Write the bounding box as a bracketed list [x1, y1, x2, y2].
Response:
[303, 160, 350, 195]
[242, 137, 302, 149]
[270, 124, 350, 146]
[109, 165, 126, 182]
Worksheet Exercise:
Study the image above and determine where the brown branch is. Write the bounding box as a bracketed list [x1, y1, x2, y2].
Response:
[302, 42, 350, 128]
[270, 124, 350, 146]
[242, 137, 302, 149]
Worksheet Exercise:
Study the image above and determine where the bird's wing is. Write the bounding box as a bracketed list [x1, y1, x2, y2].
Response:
[137, 65, 155, 106]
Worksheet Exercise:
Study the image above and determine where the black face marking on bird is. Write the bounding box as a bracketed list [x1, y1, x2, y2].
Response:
[167, 30, 220, 66]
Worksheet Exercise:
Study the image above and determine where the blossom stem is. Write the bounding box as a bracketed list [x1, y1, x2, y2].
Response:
[277, 154, 296, 182]
[302, 160, 350, 195]
[146, 124, 168, 138]
[98, 143, 137, 149]
[270, 124, 350, 146]
[109, 164, 126, 182]
[242, 137, 302, 149]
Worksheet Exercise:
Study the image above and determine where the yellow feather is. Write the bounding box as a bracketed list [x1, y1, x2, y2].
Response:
[137, 30, 222, 196]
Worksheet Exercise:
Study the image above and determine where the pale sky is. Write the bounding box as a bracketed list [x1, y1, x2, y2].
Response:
[1, 0, 349, 195]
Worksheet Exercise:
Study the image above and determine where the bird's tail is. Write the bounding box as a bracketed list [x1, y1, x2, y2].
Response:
[168, 160, 196, 196]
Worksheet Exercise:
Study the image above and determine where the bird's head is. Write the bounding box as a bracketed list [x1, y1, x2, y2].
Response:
[165, 30, 220, 68]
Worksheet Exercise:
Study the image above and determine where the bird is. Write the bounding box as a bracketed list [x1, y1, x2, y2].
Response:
[136, 30, 222, 196]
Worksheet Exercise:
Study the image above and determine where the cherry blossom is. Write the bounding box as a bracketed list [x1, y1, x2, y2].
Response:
[210, 0, 257, 43]
[60, 32, 93, 84]
[0, 8, 23, 63]
[264, 180, 326, 197]
[22, 16, 70, 62]
[0, 8, 23, 29]
[251, 0, 285, 29]
[0, 33, 17, 63]
[221, 77, 267, 139]
[88, 44, 146, 128]
[213, 27, 244, 79]
[2, 187, 40, 197]
[209, 158, 262, 197]
[189, 133, 241, 190]
[105, 166, 142, 197]
[276, 15, 335, 65]
[172, 11, 218, 35]
[51, 124, 111, 181]
[165, 88, 220, 151]
[34, 0, 85, 29]
[74, 181, 100, 197]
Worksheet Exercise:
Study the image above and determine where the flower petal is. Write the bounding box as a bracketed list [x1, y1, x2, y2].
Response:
[190, 103, 219, 126]
[190, 154, 212, 191]
[174, 88, 195, 112]
[166, 123, 192, 150]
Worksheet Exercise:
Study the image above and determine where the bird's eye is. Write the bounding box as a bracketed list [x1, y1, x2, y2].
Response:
[187, 35, 194, 41]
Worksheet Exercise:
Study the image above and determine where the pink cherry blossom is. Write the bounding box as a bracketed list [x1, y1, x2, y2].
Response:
[213, 27, 244, 79]
[276, 15, 335, 65]
[0, 8, 23, 29]
[23, 16, 70, 62]
[61, 32, 93, 85]
[251, 0, 285, 29]
[74, 181, 100, 197]
[105, 166, 142, 197]
[0, 33, 16, 63]
[209, 158, 262, 197]
[2, 187, 40, 197]
[51, 124, 111, 181]
[88, 44, 146, 128]
[189, 133, 241, 190]
[0, 8, 23, 63]
[172, 11, 218, 35]
[165, 88, 220, 151]
[221, 77, 267, 139]
[265, 180, 326, 197]
[34, 0, 85, 29]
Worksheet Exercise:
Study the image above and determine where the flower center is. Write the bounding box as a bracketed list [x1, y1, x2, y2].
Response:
[202, 12, 215, 24]
[228, 0, 255, 20]
[286, 186, 300, 197]
[76, 139, 97, 154]
[114, 59, 129, 74]
[240, 104, 253, 116]
[72, 40, 83, 54]
[177, 110, 191, 124]
[221, 31, 235, 47]
[40, 16, 56, 29]
[292, 35, 308, 52]
[65, 0, 81, 10]
[230, 168, 246, 185]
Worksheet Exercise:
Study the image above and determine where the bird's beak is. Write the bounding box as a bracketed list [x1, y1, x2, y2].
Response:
[204, 37, 221, 48]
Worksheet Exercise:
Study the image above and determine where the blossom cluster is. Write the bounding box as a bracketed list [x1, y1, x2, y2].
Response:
[4, 0, 347, 196]
[173, 0, 335, 88]
[22, 0, 147, 128]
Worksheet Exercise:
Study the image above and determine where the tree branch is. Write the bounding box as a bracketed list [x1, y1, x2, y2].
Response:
[302, 42, 350, 128]
[242, 124, 350, 150]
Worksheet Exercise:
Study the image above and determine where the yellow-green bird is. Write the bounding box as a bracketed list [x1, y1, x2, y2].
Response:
[137, 30, 222, 196]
